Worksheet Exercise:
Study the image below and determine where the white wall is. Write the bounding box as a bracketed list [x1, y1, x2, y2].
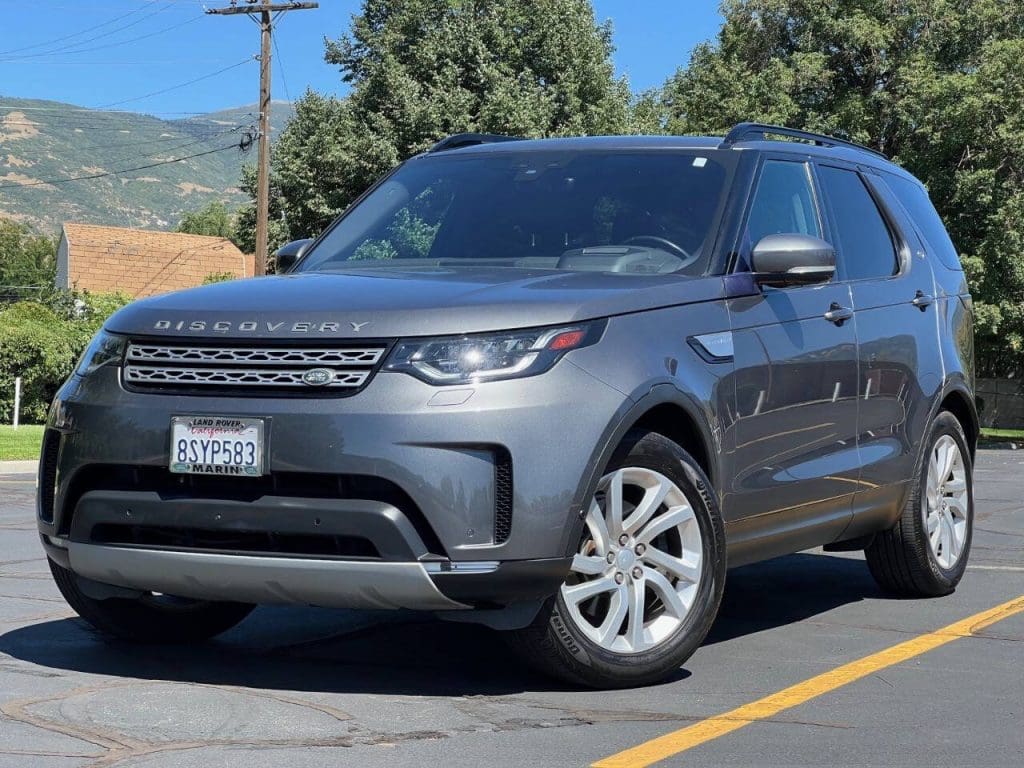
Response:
[55, 231, 70, 289]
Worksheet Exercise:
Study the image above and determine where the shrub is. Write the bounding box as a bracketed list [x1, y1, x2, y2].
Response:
[0, 291, 130, 423]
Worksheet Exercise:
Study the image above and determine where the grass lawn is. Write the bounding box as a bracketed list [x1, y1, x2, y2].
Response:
[980, 427, 1024, 440]
[0, 424, 44, 461]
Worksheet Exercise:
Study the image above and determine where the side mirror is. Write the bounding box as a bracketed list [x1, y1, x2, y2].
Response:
[751, 234, 836, 287]
[275, 239, 314, 273]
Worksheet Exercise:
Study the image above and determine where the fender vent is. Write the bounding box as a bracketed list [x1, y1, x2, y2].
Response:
[494, 448, 513, 544]
[38, 429, 61, 524]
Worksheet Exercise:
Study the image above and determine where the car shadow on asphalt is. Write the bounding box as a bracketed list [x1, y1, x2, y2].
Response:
[706, 551, 888, 645]
[0, 552, 881, 694]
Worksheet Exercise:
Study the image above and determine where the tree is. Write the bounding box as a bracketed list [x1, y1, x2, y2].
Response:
[0, 219, 57, 301]
[250, 0, 636, 244]
[660, 0, 1024, 374]
[176, 201, 235, 239]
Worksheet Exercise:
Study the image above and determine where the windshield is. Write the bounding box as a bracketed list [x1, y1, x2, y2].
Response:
[298, 149, 735, 276]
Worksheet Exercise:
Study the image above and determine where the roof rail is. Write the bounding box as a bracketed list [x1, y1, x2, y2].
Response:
[719, 122, 888, 160]
[429, 133, 523, 153]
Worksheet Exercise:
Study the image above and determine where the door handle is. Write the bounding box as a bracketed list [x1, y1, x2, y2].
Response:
[912, 290, 934, 310]
[824, 303, 853, 326]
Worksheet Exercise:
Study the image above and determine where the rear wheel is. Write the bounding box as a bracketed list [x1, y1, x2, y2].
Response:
[508, 430, 726, 688]
[865, 411, 973, 596]
[49, 559, 254, 643]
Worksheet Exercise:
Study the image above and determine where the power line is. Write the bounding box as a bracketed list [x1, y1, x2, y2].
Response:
[6, 125, 249, 155]
[0, 0, 164, 56]
[0, 14, 203, 62]
[98, 57, 256, 108]
[271, 33, 292, 105]
[0, 2, 175, 61]
[0, 141, 251, 190]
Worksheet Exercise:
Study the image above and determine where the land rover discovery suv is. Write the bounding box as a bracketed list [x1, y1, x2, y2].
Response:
[39, 123, 977, 688]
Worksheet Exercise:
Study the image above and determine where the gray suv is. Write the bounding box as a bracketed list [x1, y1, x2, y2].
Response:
[39, 123, 977, 688]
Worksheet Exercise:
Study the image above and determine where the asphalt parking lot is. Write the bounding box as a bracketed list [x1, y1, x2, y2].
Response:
[1, 449, 1021, 768]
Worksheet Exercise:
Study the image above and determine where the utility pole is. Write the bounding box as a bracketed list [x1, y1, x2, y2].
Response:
[207, 0, 318, 276]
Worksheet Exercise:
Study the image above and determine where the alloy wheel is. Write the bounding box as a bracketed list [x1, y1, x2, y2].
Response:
[560, 467, 703, 654]
[923, 434, 969, 569]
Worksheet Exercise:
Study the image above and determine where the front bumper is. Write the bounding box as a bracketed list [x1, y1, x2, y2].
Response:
[40, 353, 625, 610]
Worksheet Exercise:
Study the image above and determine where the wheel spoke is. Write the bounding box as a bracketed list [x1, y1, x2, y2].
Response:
[926, 512, 939, 536]
[637, 504, 694, 544]
[938, 514, 953, 561]
[585, 498, 611, 556]
[929, 516, 942, 551]
[596, 585, 628, 645]
[606, 470, 625, 536]
[625, 579, 646, 650]
[643, 544, 700, 583]
[571, 553, 607, 576]
[937, 440, 954, 485]
[624, 474, 673, 536]
[645, 568, 687, 618]
[945, 496, 966, 521]
[561, 575, 617, 609]
[926, 470, 939, 509]
[944, 477, 966, 494]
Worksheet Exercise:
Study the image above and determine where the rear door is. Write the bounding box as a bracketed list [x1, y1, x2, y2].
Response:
[724, 156, 860, 564]
[814, 162, 942, 536]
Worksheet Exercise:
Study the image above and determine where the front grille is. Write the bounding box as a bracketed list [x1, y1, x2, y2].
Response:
[123, 340, 389, 395]
[61, 465, 448, 558]
[90, 524, 380, 559]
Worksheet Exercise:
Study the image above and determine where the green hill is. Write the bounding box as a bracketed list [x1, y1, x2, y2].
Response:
[0, 97, 294, 235]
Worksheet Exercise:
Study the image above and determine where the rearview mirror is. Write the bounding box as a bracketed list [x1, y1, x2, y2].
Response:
[275, 239, 314, 273]
[751, 234, 835, 287]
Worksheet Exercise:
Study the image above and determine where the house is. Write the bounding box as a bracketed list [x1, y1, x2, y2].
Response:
[56, 223, 254, 298]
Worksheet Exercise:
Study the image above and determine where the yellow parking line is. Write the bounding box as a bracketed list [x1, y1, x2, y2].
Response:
[594, 595, 1024, 768]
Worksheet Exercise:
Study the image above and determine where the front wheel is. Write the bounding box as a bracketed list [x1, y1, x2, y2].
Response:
[49, 559, 255, 643]
[508, 430, 726, 688]
[865, 411, 974, 596]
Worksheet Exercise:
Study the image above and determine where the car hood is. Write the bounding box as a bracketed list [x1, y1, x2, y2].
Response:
[105, 266, 743, 339]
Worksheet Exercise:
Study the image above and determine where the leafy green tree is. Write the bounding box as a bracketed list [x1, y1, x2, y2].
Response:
[252, 0, 636, 244]
[0, 219, 57, 300]
[233, 163, 292, 260]
[660, 0, 1024, 374]
[176, 201, 236, 239]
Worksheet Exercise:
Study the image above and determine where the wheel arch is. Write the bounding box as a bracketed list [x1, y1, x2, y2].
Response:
[559, 383, 719, 558]
[937, 386, 979, 461]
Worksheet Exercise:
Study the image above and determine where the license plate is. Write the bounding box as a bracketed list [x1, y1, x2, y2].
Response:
[169, 416, 265, 476]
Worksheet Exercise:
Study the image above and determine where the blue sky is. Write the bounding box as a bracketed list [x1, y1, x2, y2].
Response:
[0, 1, 723, 115]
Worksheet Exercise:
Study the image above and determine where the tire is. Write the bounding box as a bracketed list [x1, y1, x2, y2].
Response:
[865, 411, 974, 597]
[49, 559, 255, 643]
[507, 429, 726, 688]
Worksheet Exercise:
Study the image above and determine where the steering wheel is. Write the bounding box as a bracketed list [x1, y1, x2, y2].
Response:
[623, 235, 696, 266]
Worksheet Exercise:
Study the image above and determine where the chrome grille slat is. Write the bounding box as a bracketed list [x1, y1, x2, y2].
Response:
[124, 366, 370, 388]
[126, 344, 384, 366]
[124, 341, 387, 394]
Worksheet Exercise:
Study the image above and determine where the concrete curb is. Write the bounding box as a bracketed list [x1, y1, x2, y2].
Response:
[0, 460, 36, 474]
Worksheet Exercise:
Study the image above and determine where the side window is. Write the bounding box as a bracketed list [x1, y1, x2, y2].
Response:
[818, 166, 898, 280]
[746, 160, 821, 245]
[882, 173, 962, 271]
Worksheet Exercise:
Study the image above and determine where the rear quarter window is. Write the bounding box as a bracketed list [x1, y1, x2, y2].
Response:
[882, 173, 962, 272]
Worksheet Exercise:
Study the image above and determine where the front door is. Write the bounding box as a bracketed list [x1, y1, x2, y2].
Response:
[724, 157, 859, 564]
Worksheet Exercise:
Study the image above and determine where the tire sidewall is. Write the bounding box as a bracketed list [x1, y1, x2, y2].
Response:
[547, 431, 726, 683]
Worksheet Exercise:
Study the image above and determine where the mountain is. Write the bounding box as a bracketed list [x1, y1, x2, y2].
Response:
[0, 97, 294, 235]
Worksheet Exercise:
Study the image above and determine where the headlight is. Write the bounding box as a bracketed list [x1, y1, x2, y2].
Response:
[76, 330, 125, 376]
[385, 322, 604, 385]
